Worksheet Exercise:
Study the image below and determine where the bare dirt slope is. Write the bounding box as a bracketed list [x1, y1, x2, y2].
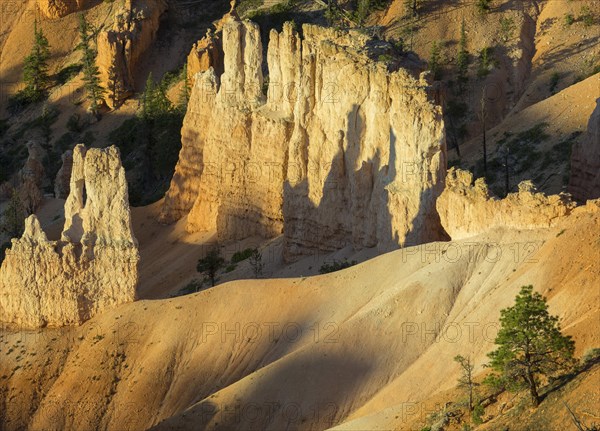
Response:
[1, 205, 598, 431]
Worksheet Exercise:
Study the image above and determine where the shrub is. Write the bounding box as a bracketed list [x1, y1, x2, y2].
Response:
[319, 259, 358, 274]
[231, 248, 255, 264]
[549, 72, 561, 94]
[476, 0, 492, 14]
[564, 13, 575, 26]
[580, 6, 595, 27]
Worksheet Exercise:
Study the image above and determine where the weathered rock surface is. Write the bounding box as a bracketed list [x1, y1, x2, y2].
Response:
[569, 98, 600, 202]
[96, 0, 167, 108]
[54, 150, 73, 199]
[0, 145, 138, 328]
[39, 0, 85, 19]
[16, 141, 46, 213]
[161, 19, 447, 258]
[437, 168, 576, 240]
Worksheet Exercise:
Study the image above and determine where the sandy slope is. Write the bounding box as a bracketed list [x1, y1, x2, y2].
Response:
[1, 206, 598, 431]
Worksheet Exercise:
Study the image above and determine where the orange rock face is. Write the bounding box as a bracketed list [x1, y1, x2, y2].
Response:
[569, 99, 600, 202]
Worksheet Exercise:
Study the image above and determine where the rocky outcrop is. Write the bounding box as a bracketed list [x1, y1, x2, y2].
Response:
[569, 98, 600, 202]
[97, 0, 167, 108]
[161, 20, 447, 258]
[39, 0, 85, 19]
[437, 168, 576, 240]
[17, 141, 46, 213]
[54, 150, 73, 199]
[0, 145, 138, 328]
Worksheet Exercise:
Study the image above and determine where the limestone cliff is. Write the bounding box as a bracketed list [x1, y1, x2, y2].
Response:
[96, 0, 167, 108]
[569, 98, 600, 202]
[39, 0, 85, 19]
[437, 168, 576, 240]
[0, 145, 138, 328]
[161, 20, 447, 258]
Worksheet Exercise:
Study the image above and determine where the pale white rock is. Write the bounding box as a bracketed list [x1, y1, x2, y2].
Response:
[161, 19, 447, 260]
[0, 145, 138, 328]
[437, 168, 577, 240]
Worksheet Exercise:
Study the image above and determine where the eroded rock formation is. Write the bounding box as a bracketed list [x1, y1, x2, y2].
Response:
[97, 0, 167, 108]
[17, 141, 46, 213]
[0, 145, 138, 328]
[39, 0, 85, 19]
[161, 19, 447, 258]
[54, 150, 73, 199]
[437, 168, 576, 240]
[569, 98, 600, 202]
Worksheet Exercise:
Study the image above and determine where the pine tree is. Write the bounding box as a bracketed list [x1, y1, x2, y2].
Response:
[23, 19, 51, 102]
[107, 59, 123, 109]
[457, 19, 469, 91]
[428, 40, 442, 80]
[454, 355, 478, 412]
[487, 285, 576, 407]
[176, 63, 191, 113]
[77, 14, 104, 116]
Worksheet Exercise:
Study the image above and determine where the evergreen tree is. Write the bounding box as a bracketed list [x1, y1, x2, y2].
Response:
[457, 19, 469, 90]
[454, 355, 478, 412]
[197, 247, 225, 287]
[428, 40, 442, 80]
[176, 63, 191, 113]
[107, 59, 123, 109]
[23, 19, 51, 101]
[487, 285, 576, 407]
[77, 14, 104, 116]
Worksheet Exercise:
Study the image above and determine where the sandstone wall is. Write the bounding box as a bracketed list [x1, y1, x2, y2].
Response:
[437, 168, 576, 240]
[569, 98, 600, 202]
[0, 145, 139, 328]
[97, 0, 167, 108]
[39, 0, 85, 19]
[160, 20, 447, 258]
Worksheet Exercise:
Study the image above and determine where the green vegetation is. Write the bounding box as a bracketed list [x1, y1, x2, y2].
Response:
[564, 13, 575, 26]
[77, 14, 104, 116]
[249, 249, 264, 278]
[319, 259, 358, 274]
[499, 16, 516, 42]
[109, 71, 185, 205]
[580, 5, 595, 27]
[231, 248, 256, 264]
[8, 20, 51, 113]
[477, 46, 494, 78]
[549, 72, 561, 94]
[197, 247, 225, 287]
[476, 0, 493, 14]
[428, 41, 442, 80]
[454, 355, 477, 412]
[486, 285, 575, 407]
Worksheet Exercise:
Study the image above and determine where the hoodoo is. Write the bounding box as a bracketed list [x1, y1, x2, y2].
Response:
[160, 19, 447, 259]
[0, 145, 139, 328]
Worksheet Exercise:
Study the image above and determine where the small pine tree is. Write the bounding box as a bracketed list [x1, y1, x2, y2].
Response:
[176, 63, 191, 113]
[428, 40, 442, 80]
[457, 19, 469, 90]
[107, 59, 123, 109]
[77, 14, 104, 116]
[404, 0, 419, 18]
[454, 355, 478, 412]
[197, 247, 225, 287]
[249, 249, 264, 278]
[487, 285, 576, 407]
[23, 19, 51, 102]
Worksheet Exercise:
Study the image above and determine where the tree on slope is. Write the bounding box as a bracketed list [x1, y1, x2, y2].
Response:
[77, 14, 104, 116]
[487, 285, 575, 407]
[456, 18, 469, 91]
[23, 19, 51, 102]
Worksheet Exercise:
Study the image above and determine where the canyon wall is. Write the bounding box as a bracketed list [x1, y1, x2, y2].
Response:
[0, 145, 138, 328]
[437, 168, 576, 240]
[97, 0, 167, 108]
[39, 0, 86, 19]
[161, 19, 447, 258]
[569, 98, 600, 202]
